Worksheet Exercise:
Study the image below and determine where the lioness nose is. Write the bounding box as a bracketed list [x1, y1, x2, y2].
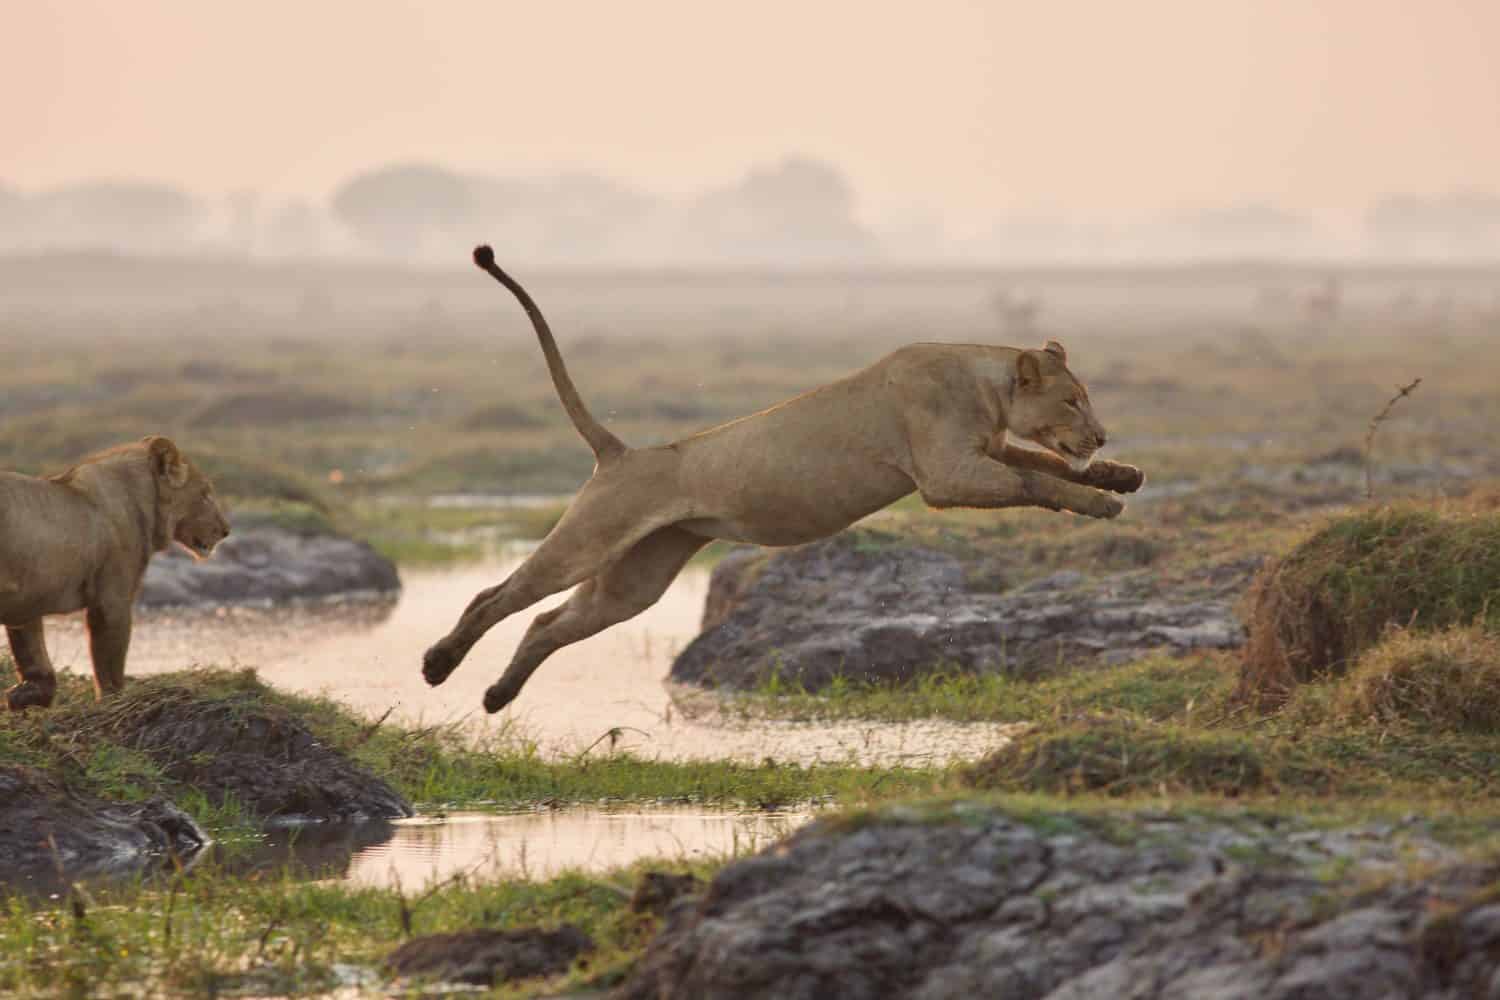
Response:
[1097, 429, 1108, 448]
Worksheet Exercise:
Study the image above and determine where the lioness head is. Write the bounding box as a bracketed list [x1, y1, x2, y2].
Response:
[146, 436, 231, 558]
[1008, 341, 1108, 471]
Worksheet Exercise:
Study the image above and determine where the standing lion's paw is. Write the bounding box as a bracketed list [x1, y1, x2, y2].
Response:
[5, 681, 55, 711]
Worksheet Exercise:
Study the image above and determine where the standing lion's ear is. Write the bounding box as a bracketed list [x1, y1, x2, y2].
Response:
[145, 436, 189, 488]
[1016, 351, 1043, 390]
[1043, 340, 1067, 364]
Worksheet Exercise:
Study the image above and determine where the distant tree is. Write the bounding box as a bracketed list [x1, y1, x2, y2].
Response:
[1175, 201, 1315, 258]
[467, 171, 658, 264]
[684, 156, 879, 264]
[33, 180, 198, 251]
[1366, 191, 1500, 257]
[0, 182, 28, 248]
[265, 198, 325, 257]
[330, 163, 474, 257]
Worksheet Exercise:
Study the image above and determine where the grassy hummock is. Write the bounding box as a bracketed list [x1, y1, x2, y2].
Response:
[1237, 503, 1500, 707]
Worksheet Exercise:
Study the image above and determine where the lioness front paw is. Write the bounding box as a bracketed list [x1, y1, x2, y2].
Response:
[1088, 460, 1146, 494]
[1090, 494, 1126, 519]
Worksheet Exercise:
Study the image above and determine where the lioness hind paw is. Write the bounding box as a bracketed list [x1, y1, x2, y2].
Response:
[483, 683, 519, 714]
[422, 645, 460, 687]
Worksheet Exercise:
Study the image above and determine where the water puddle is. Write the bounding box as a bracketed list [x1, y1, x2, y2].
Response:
[2, 808, 812, 898]
[231, 808, 810, 888]
[43, 554, 1013, 765]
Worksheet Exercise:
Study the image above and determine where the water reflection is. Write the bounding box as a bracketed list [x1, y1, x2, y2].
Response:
[230, 808, 809, 888]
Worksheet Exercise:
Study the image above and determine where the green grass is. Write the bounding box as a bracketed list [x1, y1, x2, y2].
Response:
[1, 670, 949, 832]
[0, 855, 702, 997]
[727, 654, 1235, 725]
[1239, 502, 1500, 704]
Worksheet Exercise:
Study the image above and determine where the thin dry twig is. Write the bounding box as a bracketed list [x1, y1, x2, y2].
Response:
[1364, 377, 1423, 500]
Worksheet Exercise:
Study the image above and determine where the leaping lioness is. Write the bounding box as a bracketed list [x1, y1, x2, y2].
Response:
[425, 246, 1145, 713]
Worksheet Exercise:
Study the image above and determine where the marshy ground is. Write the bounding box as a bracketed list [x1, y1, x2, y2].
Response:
[3, 255, 1500, 995]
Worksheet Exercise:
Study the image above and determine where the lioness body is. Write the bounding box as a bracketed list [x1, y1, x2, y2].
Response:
[0, 438, 230, 709]
[424, 247, 1146, 714]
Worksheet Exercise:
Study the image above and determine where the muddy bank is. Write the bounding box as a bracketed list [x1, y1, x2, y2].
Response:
[619, 801, 1500, 999]
[672, 531, 1250, 691]
[140, 515, 400, 609]
[5, 672, 411, 829]
[0, 766, 205, 893]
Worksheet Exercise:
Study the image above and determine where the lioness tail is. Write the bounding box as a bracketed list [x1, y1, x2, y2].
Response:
[471, 245, 627, 463]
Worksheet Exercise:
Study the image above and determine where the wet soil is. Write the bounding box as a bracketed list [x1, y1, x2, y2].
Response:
[0, 765, 206, 895]
[385, 924, 593, 987]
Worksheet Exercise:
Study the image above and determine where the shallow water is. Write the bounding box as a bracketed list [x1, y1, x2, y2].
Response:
[231, 807, 810, 888]
[44, 554, 1013, 764]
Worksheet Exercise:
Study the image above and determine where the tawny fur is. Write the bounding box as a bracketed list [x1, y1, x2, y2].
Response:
[0, 437, 230, 709]
[425, 246, 1146, 714]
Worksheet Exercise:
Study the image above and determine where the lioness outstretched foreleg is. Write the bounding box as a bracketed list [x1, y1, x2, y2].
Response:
[916, 451, 1124, 519]
[993, 441, 1145, 494]
[481, 526, 707, 713]
[5, 620, 57, 711]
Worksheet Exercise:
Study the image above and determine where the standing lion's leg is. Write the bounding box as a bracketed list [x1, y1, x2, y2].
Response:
[481, 526, 707, 713]
[5, 620, 58, 710]
[85, 602, 133, 699]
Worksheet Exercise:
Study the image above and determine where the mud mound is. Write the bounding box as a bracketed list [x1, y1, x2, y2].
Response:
[673, 532, 1245, 691]
[48, 672, 411, 822]
[1329, 626, 1500, 732]
[0, 766, 205, 892]
[960, 716, 1329, 796]
[191, 388, 360, 426]
[385, 925, 592, 987]
[1238, 505, 1500, 708]
[618, 802, 1497, 999]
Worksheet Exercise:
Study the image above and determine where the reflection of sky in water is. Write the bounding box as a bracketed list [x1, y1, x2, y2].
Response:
[249, 803, 810, 893]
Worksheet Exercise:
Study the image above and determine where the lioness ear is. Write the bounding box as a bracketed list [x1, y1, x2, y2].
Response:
[1043, 340, 1067, 364]
[145, 436, 189, 488]
[1016, 351, 1043, 390]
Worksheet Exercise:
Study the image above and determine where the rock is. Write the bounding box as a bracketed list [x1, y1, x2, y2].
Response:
[0, 766, 207, 893]
[672, 533, 1247, 691]
[385, 925, 593, 986]
[616, 803, 1500, 999]
[140, 518, 400, 609]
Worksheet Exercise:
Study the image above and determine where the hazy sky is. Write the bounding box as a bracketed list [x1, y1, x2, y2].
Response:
[5, 0, 1499, 232]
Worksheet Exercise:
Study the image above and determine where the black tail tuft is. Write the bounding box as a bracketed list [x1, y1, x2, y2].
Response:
[473, 244, 496, 270]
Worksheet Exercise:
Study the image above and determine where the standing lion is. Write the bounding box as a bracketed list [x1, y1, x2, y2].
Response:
[0, 437, 230, 709]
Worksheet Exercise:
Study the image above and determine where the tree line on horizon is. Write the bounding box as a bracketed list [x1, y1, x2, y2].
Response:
[2, 158, 1499, 265]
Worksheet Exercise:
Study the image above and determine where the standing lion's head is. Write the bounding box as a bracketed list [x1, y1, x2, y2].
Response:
[146, 436, 231, 558]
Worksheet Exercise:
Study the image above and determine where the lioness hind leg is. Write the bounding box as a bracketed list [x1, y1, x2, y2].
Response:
[5, 621, 57, 711]
[423, 479, 685, 686]
[481, 525, 707, 714]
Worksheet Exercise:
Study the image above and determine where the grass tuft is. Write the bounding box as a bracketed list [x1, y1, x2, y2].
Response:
[1237, 504, 1500, 708]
